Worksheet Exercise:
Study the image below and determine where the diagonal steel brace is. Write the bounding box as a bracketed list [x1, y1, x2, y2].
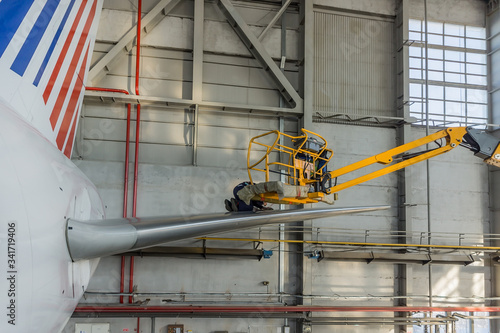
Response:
[88, 0, 182, 85]
[217, 0, 303, 111]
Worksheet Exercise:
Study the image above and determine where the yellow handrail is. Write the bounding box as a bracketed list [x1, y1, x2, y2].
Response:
[247, 128, 333, 187]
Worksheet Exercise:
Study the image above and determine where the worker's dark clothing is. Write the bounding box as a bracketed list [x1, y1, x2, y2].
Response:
[231, 181, 264, 212]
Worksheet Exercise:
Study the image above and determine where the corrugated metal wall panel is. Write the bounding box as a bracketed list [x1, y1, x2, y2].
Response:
[313, 10, 395, 117]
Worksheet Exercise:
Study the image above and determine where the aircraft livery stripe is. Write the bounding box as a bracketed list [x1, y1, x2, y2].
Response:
[63, 105, 80, 158]
[56, 44, 89, 150]
[49, 0, 97, 130]
[43, 0, 88, 104]
[33, 0, 77, 87]
[10, 0, 61, 77]
[0, 0, 35, 58]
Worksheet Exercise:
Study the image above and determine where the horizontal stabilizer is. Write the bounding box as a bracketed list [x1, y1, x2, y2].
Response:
[66, 206, 389, 261]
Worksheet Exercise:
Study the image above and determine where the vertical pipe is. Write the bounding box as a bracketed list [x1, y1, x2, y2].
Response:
[279, 119, 285, 304]
[278, 1, 287, 306]
[424, 1, 434, 327]
[192, 0, 204, 103]
[84, 87, 131, 304]
[132, 0, 142, 217]
[129, 256, 135, 303]
[132, 106, 141, 218]
[120, 256, 126, 304]
[424, 0, 430, 227]
[301, 0, 314, 129]
[193, 104, 199, 166]
[135, 0, 142, 97]
[130, 0, 142, 304]
[121, 104, 131, 304]
[137, 317, 140, 333]
[124, 103, 131, 217]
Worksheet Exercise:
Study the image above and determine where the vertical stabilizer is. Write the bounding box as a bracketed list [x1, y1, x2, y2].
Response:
[0, 0, 103, 157]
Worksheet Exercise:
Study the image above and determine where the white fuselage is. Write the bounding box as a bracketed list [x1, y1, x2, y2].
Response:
[0, 104, 104, 332]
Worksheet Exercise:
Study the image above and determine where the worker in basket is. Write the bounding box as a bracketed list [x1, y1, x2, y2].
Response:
[224, 181, 273, 212]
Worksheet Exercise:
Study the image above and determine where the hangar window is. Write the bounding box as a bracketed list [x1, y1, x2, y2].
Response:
[408, 19, 488, 127]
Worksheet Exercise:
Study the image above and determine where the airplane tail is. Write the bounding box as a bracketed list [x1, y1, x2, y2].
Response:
[0, 0, 103, 158]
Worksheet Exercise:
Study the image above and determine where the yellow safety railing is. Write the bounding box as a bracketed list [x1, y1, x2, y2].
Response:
[247, 129, 333, 187]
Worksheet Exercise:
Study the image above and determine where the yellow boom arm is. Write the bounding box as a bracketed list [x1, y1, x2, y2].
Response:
[324, 127, 467, 194]
[246, 127, 500, 205]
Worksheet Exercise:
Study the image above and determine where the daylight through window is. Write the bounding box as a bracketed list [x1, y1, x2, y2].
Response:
[408, 19, 488, 127]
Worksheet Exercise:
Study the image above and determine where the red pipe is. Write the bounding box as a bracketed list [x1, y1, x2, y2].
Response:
[74, 305, 500, 314]
[85, 87, 131, 304]
[132, 105, 140, 218]
[119, 256, 126, 304]
[129, 256, 135, 304]
[85, 87, 130, 95]
[129, 0, 142, 304]
[134, 0, 141, 97]
[132, 0, 141, 217]
[137, 317, 140, 332]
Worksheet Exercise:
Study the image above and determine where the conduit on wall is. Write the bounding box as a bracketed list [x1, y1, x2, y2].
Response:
[129, 0, 142, 307]
[84, 87, 131, 304]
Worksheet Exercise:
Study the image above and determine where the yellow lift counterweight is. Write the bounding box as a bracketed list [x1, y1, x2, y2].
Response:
[244, 127, 500, 206]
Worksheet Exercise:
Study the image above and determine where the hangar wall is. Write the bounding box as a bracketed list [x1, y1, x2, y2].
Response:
[64, 0, 493, 332]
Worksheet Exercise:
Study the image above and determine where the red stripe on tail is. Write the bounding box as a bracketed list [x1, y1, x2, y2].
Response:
[43, 0, 88, 103]
[63, 105, 80, 158]
[49, 0, 97, 129]
[56, 44, 90, 150]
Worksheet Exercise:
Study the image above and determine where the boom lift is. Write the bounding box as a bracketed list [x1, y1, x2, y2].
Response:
[237, 127, 500, 206]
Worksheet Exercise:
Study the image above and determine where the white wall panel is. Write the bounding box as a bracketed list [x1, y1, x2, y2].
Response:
[96, 9, 135, 42]
[197, 110, 279, 129]
[408, 128, 489, 237]
[203, 83, 280, 105]
[142, 16, 195, 50]
[78, 102, 292, 167]
[493, 50, 500, 87]
[409, 0, 486, 26]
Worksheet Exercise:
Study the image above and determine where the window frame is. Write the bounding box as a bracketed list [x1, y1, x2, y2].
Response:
[408, 19, 488, 127]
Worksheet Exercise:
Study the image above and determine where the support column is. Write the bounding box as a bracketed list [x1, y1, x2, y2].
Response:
[395, 1, 414, 331]
[299, 3, 314, 332]
[278, 0, 287, 306]
[192, 0, 204, 103]
[300, 0, 314, 129]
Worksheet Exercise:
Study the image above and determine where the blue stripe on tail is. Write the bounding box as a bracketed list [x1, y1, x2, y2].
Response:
[11, 0, 61, 77]
[0, 0, 35, 58]
[33, 0, 76, 86]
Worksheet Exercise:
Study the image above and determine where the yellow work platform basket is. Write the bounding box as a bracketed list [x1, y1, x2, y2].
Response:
[245, 129, 335, 205]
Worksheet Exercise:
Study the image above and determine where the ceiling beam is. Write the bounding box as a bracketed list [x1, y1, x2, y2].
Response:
[83, 90, 303, 115]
